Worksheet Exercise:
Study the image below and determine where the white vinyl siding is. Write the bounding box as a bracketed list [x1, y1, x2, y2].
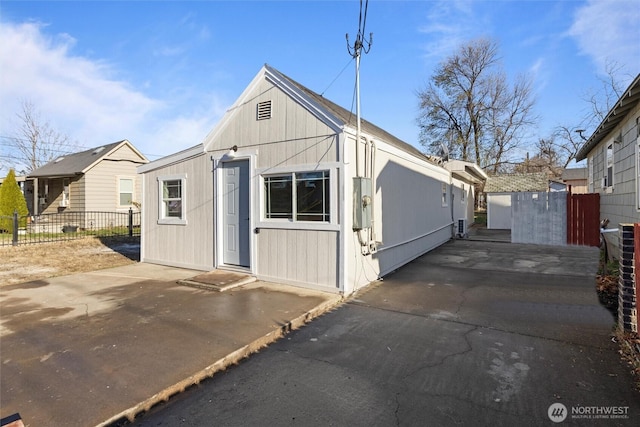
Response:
[141, 154, 213, 271]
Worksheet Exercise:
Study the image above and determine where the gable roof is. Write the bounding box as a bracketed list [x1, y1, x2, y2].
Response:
[29, 140, 147, 178]
[145, 64, 435, 174]
[264, 65, 430, 162]
[484, 172, 549, 193]
[264, 64, 433, 163]
[575, 74, 640, 161]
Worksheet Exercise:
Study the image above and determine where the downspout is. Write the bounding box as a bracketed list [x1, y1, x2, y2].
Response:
[369, 139, 377, 252]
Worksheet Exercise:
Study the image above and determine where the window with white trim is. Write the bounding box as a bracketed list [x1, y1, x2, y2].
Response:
[606, 142, 614, 188]
[158, 175, 186, 224]
[118, 177, 134, 207]
[264, 171, 330, 222]
[62, 178, 70, 206]
[441, 182, 448, 207]
[588, 156, 594, 192]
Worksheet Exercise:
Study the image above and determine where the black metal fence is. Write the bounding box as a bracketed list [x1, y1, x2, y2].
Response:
[0, 209, 140, 246]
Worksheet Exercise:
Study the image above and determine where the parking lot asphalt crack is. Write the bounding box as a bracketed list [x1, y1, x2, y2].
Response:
[347, 300, 612, 350]
[403, 325, 479, 380]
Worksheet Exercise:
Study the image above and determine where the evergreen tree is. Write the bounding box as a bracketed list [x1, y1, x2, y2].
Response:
[0, 169, 29, 232]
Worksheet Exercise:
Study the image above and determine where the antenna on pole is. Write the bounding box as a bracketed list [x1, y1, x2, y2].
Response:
[346, 0, 373, 178]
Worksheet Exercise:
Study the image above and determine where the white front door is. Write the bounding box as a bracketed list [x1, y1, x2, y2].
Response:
[222, 160, 250, 267]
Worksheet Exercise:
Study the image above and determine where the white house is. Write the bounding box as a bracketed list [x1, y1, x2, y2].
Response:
[444, 160, 488, 235]
[138, 65, 455, 295]
[575, 73, 640, 259]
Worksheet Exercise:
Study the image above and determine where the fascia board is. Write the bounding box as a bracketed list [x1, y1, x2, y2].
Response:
[264, 67, 344, 134]
[137, 144, 204, 174]
[202, 67, 268, 152]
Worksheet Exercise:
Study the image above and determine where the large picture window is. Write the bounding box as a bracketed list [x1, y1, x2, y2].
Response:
[264, 171, 330, 222]
[158, 174, 187, 224]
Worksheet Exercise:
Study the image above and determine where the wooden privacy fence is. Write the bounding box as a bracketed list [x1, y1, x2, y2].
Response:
[566, 193, 600, 247]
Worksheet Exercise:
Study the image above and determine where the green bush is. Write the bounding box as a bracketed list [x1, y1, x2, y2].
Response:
[0, 169, 29, 233]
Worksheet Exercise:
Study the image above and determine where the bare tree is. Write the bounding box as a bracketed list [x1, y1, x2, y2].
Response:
[416, 38, 537, 172]
[6, 100, 78, 174]
[553, 60, 630, 167]
[514, 138, 563, 178]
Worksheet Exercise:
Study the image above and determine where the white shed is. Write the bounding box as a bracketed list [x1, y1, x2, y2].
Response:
[138, 65, 454, 295]
[483, 172, 549, 230]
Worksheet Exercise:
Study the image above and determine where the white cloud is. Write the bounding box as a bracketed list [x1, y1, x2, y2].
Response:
[568, 0, 640, 77]
[0, 21, 222, 164]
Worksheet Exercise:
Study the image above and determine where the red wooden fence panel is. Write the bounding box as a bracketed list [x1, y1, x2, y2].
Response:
[566, 193, 600, 246]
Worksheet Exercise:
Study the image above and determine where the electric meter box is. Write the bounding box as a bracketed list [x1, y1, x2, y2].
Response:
[353, 177, 372, 230]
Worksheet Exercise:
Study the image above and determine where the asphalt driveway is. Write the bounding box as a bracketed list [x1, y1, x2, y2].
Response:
[124, 240, 639, 426]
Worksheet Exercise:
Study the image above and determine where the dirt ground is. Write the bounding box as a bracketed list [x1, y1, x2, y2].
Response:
[0, 236, 139, 287]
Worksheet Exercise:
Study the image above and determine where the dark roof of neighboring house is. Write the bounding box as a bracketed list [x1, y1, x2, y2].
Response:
[484, 172, 549, 193]
[29, 140, 145, 178]
[576, 74, 640, 161]
[266, 65, 431, 163]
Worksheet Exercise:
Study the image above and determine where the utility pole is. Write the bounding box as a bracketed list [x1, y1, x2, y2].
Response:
[346, 0, 373, 178]
[347, 0, 376, 255]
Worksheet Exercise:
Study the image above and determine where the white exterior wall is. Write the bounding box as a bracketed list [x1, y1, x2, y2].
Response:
[343, 134, 452, 295]
[205, 77, 343, 293]
[141, 153, 214, 271]
[452, 176, 475, 226]
[140, 69, 454, 295]
[487, 193, 512, 229]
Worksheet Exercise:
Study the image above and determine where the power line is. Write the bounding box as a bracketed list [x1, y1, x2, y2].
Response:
[320, 58, 354, 97]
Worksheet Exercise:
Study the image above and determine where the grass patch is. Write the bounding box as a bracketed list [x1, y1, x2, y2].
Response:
[474, 210, 487, 226]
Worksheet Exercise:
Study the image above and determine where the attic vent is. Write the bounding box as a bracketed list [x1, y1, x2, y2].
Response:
[93, 146, 106, 154]
[257, 100, 272, 120]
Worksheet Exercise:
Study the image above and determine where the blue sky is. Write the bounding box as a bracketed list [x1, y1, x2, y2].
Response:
[1, 0, 639, 170]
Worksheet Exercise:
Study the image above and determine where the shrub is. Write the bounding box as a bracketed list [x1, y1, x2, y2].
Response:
[0, 169, 29, 233]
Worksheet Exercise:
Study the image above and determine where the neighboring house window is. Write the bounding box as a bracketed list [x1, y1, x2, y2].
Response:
[441, 182, 448, 207]
[61, 178, 70, 207]
[119, 178, 134, 207]
[461, 184, 465, 203]
[158, 175, 187, 224]
[605, 142, 614, 188]
[264, 171, 330, 222]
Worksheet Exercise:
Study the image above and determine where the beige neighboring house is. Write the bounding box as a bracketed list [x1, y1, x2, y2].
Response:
[27, 140, 148, 216]
[561, 167, 588, 194]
